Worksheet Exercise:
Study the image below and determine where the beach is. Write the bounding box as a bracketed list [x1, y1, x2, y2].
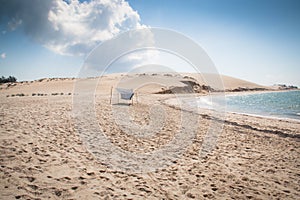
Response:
[0, 74, 299, 199]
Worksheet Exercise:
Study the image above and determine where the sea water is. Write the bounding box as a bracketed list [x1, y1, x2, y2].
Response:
[195, 90, 300, 120]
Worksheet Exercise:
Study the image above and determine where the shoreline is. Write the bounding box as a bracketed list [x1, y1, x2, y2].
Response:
[224, 90, 300, 122]
[164, 90, 300, 122]
[165, 97, 300, 123]
[226, 110, 300, 123]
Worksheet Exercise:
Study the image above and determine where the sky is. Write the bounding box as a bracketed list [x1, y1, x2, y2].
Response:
[0, 0, 299, 86]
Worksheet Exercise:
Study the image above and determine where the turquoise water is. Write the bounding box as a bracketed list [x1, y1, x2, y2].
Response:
[225, 90, 300, 120]
[195, 90, 300, 120]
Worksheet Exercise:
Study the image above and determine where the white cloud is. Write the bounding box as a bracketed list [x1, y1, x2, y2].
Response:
[0, 0, 143, 56]
[1, 53, 6, 59]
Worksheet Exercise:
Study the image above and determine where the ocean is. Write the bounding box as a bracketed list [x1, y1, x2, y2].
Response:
[195, 90, 300, 120]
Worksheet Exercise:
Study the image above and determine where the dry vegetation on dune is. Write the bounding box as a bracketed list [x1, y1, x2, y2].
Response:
[0, 73, 299, 199]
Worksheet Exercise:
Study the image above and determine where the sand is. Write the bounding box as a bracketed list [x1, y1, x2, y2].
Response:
[0, 74, 299, 199]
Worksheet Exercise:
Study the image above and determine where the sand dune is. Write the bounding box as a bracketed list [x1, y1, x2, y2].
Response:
[1, 73, 269, 96]
[0, 73, 299, 199]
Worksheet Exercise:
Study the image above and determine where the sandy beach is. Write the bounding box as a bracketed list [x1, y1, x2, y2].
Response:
[0, 74, 299, 199]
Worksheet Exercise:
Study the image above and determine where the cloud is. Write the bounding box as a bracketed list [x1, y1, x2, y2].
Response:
[81, 28, 158, 76]
[0, 0, 143, 56]
[1, 53, 6, 59]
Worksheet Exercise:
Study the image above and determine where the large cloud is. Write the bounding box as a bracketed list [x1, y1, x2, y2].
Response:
[0, 0, 143, 56]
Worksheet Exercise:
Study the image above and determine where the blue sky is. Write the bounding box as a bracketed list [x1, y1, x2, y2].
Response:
[0, 0, 299, 86]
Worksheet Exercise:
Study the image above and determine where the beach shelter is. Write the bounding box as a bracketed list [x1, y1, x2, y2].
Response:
[111, 87, 136, 105]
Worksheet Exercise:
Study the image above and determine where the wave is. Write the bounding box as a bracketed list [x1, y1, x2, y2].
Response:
[195, 90, 300, 121]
